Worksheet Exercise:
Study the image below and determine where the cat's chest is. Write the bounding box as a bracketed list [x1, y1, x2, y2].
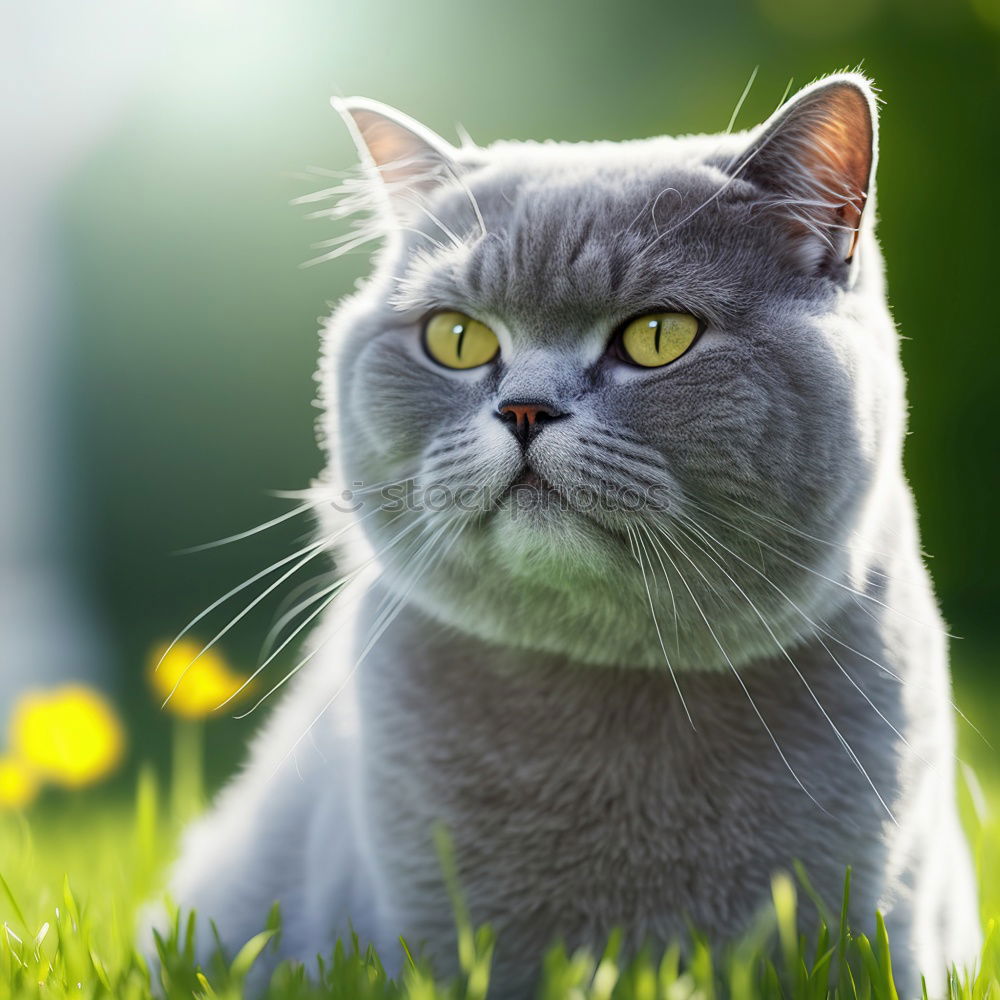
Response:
[352, 601, 899, 947]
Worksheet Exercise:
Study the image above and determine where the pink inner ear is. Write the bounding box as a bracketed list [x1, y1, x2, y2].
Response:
[349, 110, 436, 188]
[739, 79, 877, 267]
[797, 88, 873, 239]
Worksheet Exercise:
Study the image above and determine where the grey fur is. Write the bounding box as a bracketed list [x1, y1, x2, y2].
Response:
[151, 74, 980, 998]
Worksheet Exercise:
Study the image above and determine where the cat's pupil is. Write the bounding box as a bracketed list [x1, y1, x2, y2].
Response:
[650, 319, 662, 353]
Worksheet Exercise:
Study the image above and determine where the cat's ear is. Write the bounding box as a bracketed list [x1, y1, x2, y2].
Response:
[332, 96, 461, 221]
[734, 73, 878, 272]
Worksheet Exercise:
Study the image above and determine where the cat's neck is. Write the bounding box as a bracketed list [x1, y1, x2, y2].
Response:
[354, 546, 942, 766]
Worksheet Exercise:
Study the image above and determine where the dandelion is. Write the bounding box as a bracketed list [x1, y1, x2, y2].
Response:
[149, 639, 251, 822]
[150, 639, 250, 718]
[0, 754, 38, 809]
[10, 686, 125, 789]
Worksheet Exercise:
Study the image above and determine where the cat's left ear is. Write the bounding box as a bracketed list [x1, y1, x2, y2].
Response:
[734, 73, 878, 274]
[332, 96, 461, 222]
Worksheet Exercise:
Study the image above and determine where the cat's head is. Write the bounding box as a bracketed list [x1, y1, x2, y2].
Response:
[317, 73, 903, 671]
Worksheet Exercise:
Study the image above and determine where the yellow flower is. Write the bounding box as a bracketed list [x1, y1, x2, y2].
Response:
[10, 686, 125, 788]
[0, 754, 39, 809]
[150, 639, 250, 718]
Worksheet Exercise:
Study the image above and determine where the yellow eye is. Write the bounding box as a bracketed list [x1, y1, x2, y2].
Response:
[619, 312, 701, 368]
[423, 311, 500, 370]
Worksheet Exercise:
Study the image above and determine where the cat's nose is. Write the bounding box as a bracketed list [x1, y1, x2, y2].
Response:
[496, 399, 567, 447]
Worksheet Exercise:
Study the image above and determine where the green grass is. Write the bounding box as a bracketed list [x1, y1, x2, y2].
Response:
[1, 764, 999, 1000]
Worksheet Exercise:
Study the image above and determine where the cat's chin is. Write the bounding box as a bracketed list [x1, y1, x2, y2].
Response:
[486, 489, 621, 572]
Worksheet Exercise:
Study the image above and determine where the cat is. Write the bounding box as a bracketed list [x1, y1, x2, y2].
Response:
[152, 73, 980, 998]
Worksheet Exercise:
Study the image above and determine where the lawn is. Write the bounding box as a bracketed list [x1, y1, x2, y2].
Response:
[1, 670, 998, 1000]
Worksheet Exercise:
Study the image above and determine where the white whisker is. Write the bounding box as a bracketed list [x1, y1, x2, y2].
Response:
[666, 515, 898, 825]
[639, 520, 680, 653]
[443, 161, 488, 240]
[260, 573, 340, 660]
[155, 536, 333, 675]
[627, 524, 693, 729]
[230, 512, 428, 716]
[269, 517, 466, 774]
[397, 193, 464, 250]
[674, 494, 948, 634]
[160, 535, 333, 709]
[671, 507, 987, 757]
[642, 522, 832, 818]
[159, 504, 387, 707]
[175, 502, 316, 555]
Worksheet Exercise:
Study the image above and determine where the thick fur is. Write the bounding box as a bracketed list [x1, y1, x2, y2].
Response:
[154, 74, 980, 998]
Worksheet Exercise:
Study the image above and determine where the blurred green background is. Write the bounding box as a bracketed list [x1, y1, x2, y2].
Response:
[31, 0, 1000, 784]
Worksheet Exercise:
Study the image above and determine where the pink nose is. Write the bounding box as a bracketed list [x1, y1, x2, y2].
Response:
[496, 400, 566, 446]
[498, 402, 551, 428]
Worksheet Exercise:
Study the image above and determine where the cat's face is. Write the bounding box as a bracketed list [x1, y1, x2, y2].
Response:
[319, 75, 903, 670]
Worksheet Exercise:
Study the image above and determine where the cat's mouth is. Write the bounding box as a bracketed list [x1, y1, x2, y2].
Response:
[495, 462, 662, 536]
[509, 466, 558, 492]
[493, 464, 565, 515]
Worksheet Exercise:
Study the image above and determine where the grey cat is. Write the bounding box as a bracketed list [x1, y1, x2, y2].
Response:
[154, 73, 980, 997]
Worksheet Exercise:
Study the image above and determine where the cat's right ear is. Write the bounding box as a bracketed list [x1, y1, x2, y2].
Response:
[332, 97, 461, 222]
[731, 73, 878, 276]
